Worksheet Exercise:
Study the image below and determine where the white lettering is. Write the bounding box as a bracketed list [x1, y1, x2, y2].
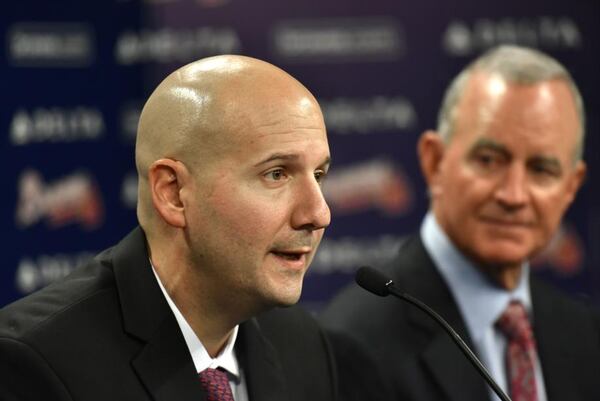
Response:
[10, 107, 104, 145]
[115, 27, 241, 64]
[121, 172, 138, 209]
[443, 17, 582, 56]
[15, 252, 95, 294]
[310, 236, 404, 274]
[321, 96, 417, 134]
[8, 23, 94, 67]
[272, 18, 404, 62]
[120, 103, 142, 142]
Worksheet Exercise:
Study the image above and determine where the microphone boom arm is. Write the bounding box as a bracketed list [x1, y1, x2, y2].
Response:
[386, 283, 512, 401]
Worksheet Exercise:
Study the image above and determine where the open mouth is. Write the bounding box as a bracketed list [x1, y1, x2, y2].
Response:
[272, 251, 303, 261]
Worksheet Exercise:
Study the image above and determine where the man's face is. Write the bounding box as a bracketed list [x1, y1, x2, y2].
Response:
[429, 73, 585, 270]
[183, 92, 330, 310]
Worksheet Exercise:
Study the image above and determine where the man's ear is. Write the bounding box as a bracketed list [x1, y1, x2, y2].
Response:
[564, 160, 587, 205]
[417, 130, 446, 198]
[148, 158, 188, 228]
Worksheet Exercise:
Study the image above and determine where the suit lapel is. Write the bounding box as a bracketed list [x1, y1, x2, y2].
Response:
[421, 330, 489, 401]
[531, 278, 578, 401]
[110, 227, 204, 401]
[395, 236, 489, 401]
[237, 318, 289, 401]
[132, 316, 205, 401]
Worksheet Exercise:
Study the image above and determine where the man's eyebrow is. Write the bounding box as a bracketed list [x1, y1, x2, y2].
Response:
[469, 138, 563, 170]
[254, 153, 331, 168]
[469, 138, 509, 156]
[529, 155, 562, 171]
[254, 153, 300, 167]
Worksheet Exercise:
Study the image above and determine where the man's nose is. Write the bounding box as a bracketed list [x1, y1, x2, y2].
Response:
[291, 176, 331, 231]
[494, 164, 529, 209]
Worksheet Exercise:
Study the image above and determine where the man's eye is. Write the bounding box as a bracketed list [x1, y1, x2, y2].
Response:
[476, 153, 495, 165]
[531, 165, 551, 175]
[265, 169, 286, 181]
[472, 151, 503, 169]
[314, 170, 327, 184]
[529, 163, 561, 181]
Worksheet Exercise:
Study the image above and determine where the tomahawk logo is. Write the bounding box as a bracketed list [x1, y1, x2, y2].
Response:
[15, 169, 104, 230]
[322, 159, 413, 217]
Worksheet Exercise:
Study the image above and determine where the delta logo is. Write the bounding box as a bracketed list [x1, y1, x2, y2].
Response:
[322, 159, 413, 217]
[442, 16, 582, 56]
[15, 169, 105, 230]
[15, 251, 95, 294]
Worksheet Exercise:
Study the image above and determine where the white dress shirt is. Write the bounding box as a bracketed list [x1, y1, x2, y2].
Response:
[421, 212, 547, 401]
[151, 264, 249, 401]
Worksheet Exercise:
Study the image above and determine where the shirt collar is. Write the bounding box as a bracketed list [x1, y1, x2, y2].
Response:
[420, 211, 532, 343]
[151, 262, 240, 378]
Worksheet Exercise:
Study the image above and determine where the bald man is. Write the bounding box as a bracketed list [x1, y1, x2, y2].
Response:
[0, 56, 337, 401]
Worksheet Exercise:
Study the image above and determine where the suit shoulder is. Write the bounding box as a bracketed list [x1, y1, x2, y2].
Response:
[532, 276, 600, 329]
[322, 280, 389, 322]
[319, 237, 424, 336]
[254, 305, 333, 364]
[0, 250, 116, 341]
[256, 304, 322, 335]
[253, 305, 337, 401]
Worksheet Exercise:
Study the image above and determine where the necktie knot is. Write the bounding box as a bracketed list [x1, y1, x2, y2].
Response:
[496, 300, 534, 345]
[198, 368, 235, 401]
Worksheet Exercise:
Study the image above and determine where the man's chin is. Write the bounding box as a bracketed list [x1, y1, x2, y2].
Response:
[475, 237, 535, 262]
[462, 242, 530, 269]
[273, 291, 302, 307]
[474, 250, 529, 270]
[258, 286, 303, 310]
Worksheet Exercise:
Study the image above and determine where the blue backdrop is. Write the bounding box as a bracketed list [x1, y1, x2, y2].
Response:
[2, 0, 599, 310]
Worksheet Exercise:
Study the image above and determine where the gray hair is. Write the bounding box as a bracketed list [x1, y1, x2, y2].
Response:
[436, 45, 585, 161]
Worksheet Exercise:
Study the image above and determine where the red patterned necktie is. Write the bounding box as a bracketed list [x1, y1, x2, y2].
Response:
[496, 301, 538, 401]
[198, 368, 235, 401]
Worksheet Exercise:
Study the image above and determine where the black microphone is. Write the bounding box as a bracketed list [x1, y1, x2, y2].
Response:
[355, 266, 512, 401]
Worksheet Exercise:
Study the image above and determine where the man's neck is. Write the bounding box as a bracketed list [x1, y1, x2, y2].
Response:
[422, 211, 526, 291]
[475, 261, 523, 291]
[169, 283, 237, 358]
[149, 248, 241, 358]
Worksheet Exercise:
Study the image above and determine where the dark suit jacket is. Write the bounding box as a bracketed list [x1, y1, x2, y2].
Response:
[0, 227, 338, 401]
[322, 235, 600, 401]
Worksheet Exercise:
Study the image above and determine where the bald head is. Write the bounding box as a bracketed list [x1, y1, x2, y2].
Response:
[135, 55, 323, 229]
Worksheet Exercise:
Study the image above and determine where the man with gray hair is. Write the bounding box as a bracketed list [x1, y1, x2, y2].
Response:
[323, 45, 600, 401]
